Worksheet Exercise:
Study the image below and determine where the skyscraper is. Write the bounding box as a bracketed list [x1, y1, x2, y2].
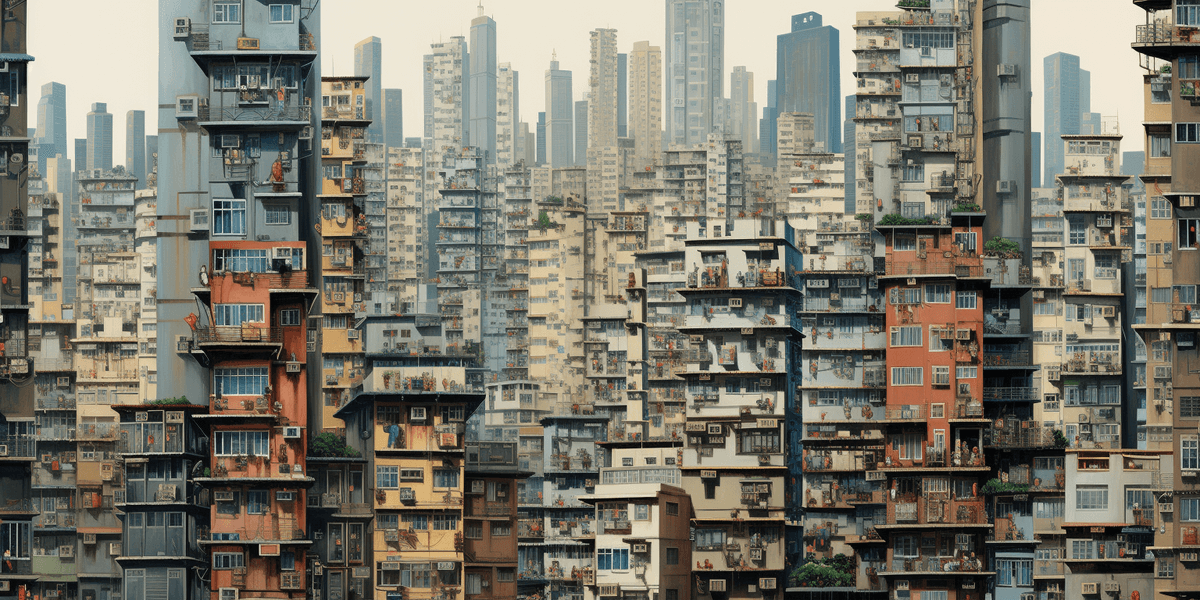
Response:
[536, 111, 547, 165]
[545, 54, 573, 167]
[629, 41, 662, 164]
[729, 66, 757, 153]
[74, 137, 86, 173]
[423, 53, 434, 139]
[146, 134, 158, 184]
[428, 37, 470, 155]
[125, 109, 145, 185]
[470, 7, 498, 162]
[575, 99, 589, 167]
[85, 102, 113, 172]
[354, 35, 382, 142]
[664, 0, 724, 145]
[498, 63, 520, 167]
[1031, 131, 1041, 189]
[776, 12, 840, 153]
[1043, 52, 1083, 187]
[844, 94, 855, 212]
[35, 81, 66, 174]
[760, 79, 778, 161]
[617, 52, 628, 138]
[589, 29, 619, 149]
[382, 88, 403, 148]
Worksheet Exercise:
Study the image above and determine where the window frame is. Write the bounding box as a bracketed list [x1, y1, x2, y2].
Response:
[268, 3, 294, 23]
[212, 0, 242, 24]
[212, 198, 247, 235]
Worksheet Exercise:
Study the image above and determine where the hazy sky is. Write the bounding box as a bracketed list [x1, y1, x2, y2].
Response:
[27, 1, 1149, 168]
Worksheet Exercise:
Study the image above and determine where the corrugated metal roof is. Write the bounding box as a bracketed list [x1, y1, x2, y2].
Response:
[0, 53, 34, 62]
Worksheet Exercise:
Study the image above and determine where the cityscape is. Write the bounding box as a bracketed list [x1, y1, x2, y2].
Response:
[0, 2, 1194, 600]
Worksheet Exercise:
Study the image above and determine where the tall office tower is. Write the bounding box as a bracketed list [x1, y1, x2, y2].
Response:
[575, 99, 589, 167]
[517, 122, 534, 165]
[497, 63, 519, 167]
[664, 0, 723, 145]
[776, 12, 840, 153]
[1031, 131, 1041, 188]
[844, 94, 856, 212]
[1043, 52, 1084, 187]
[85, 102, 113, 172]
[589, 29, 619, 149]
[354, 35, 382, 142]
[617, 52, 628, 138]
[1132, 3, 1200, 596]
[429, 37, 470, 156]
[760, 79, 778, 161]
[729, 66, 757, 153]
[1080, 68, 1092, 114]
[536, 111, 546, 165]
[126, 109, 146, 185]
[35, 81, 66, 174]
[545, 54, 573, 168]
[74, 137, 87, 172]
[382, 88, 403, 148]
[155, 5, 320, 600]
[423, 53, 435, 139]
[0, 9, 35, 598]
[470, 7, 498, 163]
[146, 134, 159, 186]
[629, 41, 662, 166]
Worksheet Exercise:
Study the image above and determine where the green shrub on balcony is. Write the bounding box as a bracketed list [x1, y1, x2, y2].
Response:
[982, 236, 1022, 259]
[878, 214, 935, 226]
[149, 396, 190, 405]
[309, 432, 362, 458]
[980, 477, 1028, 495]
[791, 554, 856, 588]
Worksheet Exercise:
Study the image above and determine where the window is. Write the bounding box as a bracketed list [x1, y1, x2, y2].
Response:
[1159, 557, 1176, 578]
[1152, 198, 1172, 219]
[739, 429, 781, 453]
[1185, 437, 1200, 471]
[694, 529, 725, 550]
[891, 367, 923, 386]
[666, 547, 680, 565]
[930, 328, 953, 352]
[894, 535, 919, 557]
[215, 367, 268, 395]
[213, 199, 247, 235]
[1072, 539, 1097, 560]
[634, 504, 649, 520]
[376, 465, 398, 489]
[1184, 498, 1200, 521]
[902, 164, 924, 182]
[247, 490, 269, 514]
[956, 366, 977, 379]
[400, 468, 424, 481]
[214, 552, 245, 569]
[465, 522, 482, 539]
[890, 326, 922, 347]
[954, 232, 977, 253]
[215, 431, 269, 456]
[280, 309, 301, 326]
[666, 502, 679, 516]
[1181, 219, 1200, 249]
[214, 303, 264, 326]
[465, 574, 482, 595]
[212, 248, 269, 272]
[894, 235, 917, 251]
[996, 559, 1032, 586]
[212, 1, 242, 23]
[1180, 0, 1200, 26]
[956, 291, 977, 309]
[598, 548, 630, 570]
[1183, 397, 1200, 419]
[269, 3, 294, 22]
[1075, 485, 1109, 510]
[498, 569, 515, 582]
[489, 521, 510, 536]
[1178, 123, 1200, 143]
[1179, 285, 1199, 304]
[931, 365, 950, 384]
[433, 468, 459, 488]
[400, 563, 432, 588]
[925, 284, 951, 303]
[894, 433, 923, 460]
[1068, 215, 1087, 245]
[1035, 499, 1064, 519]
[265, 205, 290, 225]
[377, 514, 399, 530]
[281, 551, 296, 571]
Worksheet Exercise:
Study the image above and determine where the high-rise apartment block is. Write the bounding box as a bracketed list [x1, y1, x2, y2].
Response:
[776, 12, 840, 154]
[355, 36, 383, 142]
[126, 109, 146, 185]
[664, 0, 724, 146]
[470, 8, 498, 163]
[498, 63, 520, 167]
[36, 81, 67, 174]
[86, 102, 113, 172]
[629, 41, 662, 166]
[545, 56, 574, 168]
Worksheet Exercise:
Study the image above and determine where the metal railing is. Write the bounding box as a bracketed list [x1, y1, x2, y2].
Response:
[199, 104, 312, 123]
[194, 326, 283, 345]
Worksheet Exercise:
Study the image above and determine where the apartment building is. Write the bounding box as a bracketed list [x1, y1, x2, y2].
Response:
[384, 146, 429, 304]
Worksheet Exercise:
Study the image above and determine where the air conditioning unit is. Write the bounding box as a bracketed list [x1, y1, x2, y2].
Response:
[219, 589, 239, 600]
[411, 406, 427, 421]
[907, 135, 923, 148]
[1103, 583, 1120, 593]
[1082, 583, 1098, 595]
[1099, 306, 1116, 318]
[173, 17, 191, 38]
[285, 361, 301, 373]
[1161, 502, 1175, 513]
[809, 279, 829, 289]
[59, 545, 74, 558]
[1019, 594, 1033, 600]
[729, 298, 743, 308]
[708, 580, 727, 593]
[1183, 553, 1199, 561]
[1033, 290, 1045, 299]
[347, 329, 360, 340]
[332, 292, 345, 302]
[750, 548, 764, 561]
[997, 64, 1017, 77]
[1156, 366, 1173, 379]
[955, 329, 972, 340]
[157, 484, 177, 502]
[284, 427, 301, 439]
[236, 37, 260, 50]
[701, 470, 718, 479]
[175, 95, 199, 119]
[1078, 413, 1090, 423]
[963, 582, 976, 590]
[189, 209, 209, 231]
[906, 73, 920, 83]
[957, 383, 971, 397]
[707, 424, 723, 435]
[0, 582, 9, 592]
[759, 579, 777, 591]
[214, 491, 235, 502]
[0, 446, 8, 457]
[895, 581, 910, 591]
[632, 543, 649, 553]
[398, 488, 416, 502]
[996, 180, 1014, 194]
[599, 586, 621, 597]
[470, 480, 485, 494]
[300, 126, 313, 140]
[83, 533, 97, 545]
[276, 491, 295, 501]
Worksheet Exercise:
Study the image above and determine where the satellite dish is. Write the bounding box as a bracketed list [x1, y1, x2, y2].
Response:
[10, 153, 22, 163]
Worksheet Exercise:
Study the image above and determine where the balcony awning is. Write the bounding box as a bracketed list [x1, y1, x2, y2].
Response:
[0, 54, 35, 62]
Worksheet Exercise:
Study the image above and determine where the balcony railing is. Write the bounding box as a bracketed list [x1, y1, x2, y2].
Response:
[983, 351, 1031, 367]
[884, 258, 983, 278]
[194, 326, 283, 345]
[982, 386, 1039, 401]
[199, 104, 312, 124]
[984, 421, 1062, 449]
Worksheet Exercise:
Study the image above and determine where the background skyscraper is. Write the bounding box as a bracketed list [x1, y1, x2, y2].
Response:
[35, 81, 66, 175]
[1031, 132, 1041, 189]
[729, 66, 757, 153]
[536, 111, 547, 165]
[760, 79, 778, 161]
[617, 52, 628, 139]
[776, 12, 841, 153]
[1043, 52, 1084, 187]
[589, 29, 619, 149]
[470, 7, 497, 162]
[629, 41, 662, 164]
[74, 137, 87, 173]
[86, 102, 113, 172]
[575, 99, 589, 167]
[664, 0, 724, 145]
[844, 94, 855, 212]
[545, 55, 573, 167]
[354, 36, 383, 142]
[146, 134, 158, 183]
[423, 54, 434, 140]
[383, 89, 403, 148]
[125, 109, 145, 185]
[498, 63, 520, 167]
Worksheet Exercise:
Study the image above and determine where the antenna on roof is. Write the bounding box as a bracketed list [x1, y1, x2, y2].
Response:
[478, 2, 484, 17]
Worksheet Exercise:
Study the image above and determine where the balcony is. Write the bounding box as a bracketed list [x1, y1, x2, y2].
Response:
[518, 519, 544, 539]
[1133, 20, 1199, 59]
[982, 386, 1039, 402]
[983, 351, 1032, 368]
[883, 257, 984, 279]
[984, 421, 1063, 449]
[1062, 351, 1121, 375]
[886, 496, 986, 526]
[193, 326, 283, 348]
[199, 104, 312, 126]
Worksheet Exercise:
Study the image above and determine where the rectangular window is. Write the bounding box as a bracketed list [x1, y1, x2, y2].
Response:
[269, 4, 294, 22]
[902, 164, 924, 182]
[433, 468, 459, 488]
[925, 284, 951, 303]
[738, 429, 781, 454]
[1177, 122, 1200, 143]
[890, 326, 922, 347]
[214, 552, 245, 569]
[1075, 485, 1109, 510]
[212, 1, 242, 23]
[666, 547, 680, 565]
[280, 309, 301, 326]
[891, 367, 923, 386]
[465, 523, 482, 539]
[956, 291, 977, 309]
[490, 522, 511, 536]
[1185, 437, 1200, 471]
[1068, 215, 1087, 245]
[376, 465, 398, 489]
[956, 366, 977, 379]
[1159, 557, 1176, 578]
[1152, 198, 1172, 219]
[215, 431, 270, 456]
[1180, 0, 1200, 25]
[213, 304, 264, 326]
[265, 205, 291, 225]
[215, 367, 268, 395]
[597, 548, 630, 570]
[890, 288, 922, 304]
[1179, 285, 1199, 304]
[247, 490, 269, 514]
[1182, 397, 1200, 419]
[666, 502, 679, 516]
[213, 199, 247, 235]
[1183, 498, 1200, 521]
[1181, 219, 1200, 249]
[894, 235, 916, 251]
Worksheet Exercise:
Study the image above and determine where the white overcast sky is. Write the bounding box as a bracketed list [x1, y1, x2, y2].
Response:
[27, 0, 1148, 167]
